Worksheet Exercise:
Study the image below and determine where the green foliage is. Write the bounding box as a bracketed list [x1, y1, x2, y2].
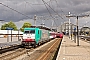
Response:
[1, 24, 9, 30]
[20, 22, 32, 32]
[1, 21, 18, 30]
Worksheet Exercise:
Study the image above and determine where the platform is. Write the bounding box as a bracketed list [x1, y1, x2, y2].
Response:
[56, 35, 90, 60]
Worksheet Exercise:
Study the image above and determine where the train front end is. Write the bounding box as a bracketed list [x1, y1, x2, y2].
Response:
[22, 28, 36, 46]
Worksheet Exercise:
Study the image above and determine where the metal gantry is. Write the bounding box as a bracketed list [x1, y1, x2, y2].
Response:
[66, 14, 89, 46]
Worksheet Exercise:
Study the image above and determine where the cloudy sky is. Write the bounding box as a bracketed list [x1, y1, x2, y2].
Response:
[0, 0, 90, 29]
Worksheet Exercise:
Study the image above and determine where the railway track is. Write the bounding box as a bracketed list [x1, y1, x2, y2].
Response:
[0, 45, 21, 54]
[0, 38, 62, 60]
[37, 38, 61, 60]
[17, 38, 62, 60]
[0, 48, 33, 60]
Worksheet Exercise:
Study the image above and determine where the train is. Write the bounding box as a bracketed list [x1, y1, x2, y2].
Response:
[21, 26, 52, 48]
[49, 31, 57, 39]
[21, 26, 63, 48]
[56, 32, 63, 38]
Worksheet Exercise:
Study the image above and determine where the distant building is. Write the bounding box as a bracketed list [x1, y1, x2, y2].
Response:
[57, 22, 76, 34]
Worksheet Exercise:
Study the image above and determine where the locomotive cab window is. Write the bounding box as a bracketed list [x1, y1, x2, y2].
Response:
[24, 30, 35, 34]
[24, 31, 29, 34]
[30, 30, 35, 34]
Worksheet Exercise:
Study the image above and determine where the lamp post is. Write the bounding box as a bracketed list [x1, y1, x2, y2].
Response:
[66, 14, 89, 46]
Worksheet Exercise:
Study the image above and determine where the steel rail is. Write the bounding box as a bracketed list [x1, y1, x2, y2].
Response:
[37, 38, 60, 60]
[0, 48, 34, 60]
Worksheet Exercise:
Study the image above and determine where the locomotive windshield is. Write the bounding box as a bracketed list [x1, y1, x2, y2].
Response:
[30, 30, 35, 34]
[24, 30, 35, 34]
[24, 31, 29, 34]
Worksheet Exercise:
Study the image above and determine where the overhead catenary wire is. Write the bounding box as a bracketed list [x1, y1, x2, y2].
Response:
[50, 0, 68, 26]
[23, 0, 56, 24]
[54, 0, 64, 13]
[23, 1, 42, 24]
[24, 0, 39, 14]
[31, 0, 66, 21]
[42, 0, 64, 20]
[42, 0, 69, 30]
[42, 0, 58, 27]
[54, 0, 68, 20]
[0, 3, 31, 19]
[42, 0, 68, 28]
[0, 2, 41, 24]
[31, 0, 53, 5]
[24, 0, 90, 29]
[78, 13, 90, 28]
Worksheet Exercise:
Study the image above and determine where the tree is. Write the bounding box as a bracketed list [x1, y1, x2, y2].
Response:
[1, 23, 9, 30]
[20, 22, 32, 32]
[8, 21, 18, 30]
[1, 21, 18, 30]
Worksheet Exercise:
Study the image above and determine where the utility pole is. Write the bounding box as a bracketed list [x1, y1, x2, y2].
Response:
[65, 22, 66, 34]
[66, 14, 89, 46]
[74, 25, 76, 43]
[68, 12, 71, 39]
[76, 16, 79, 46]
[34, 15, 36, 26]
[71, 24, 72, 40]
[10, 28, 13, 42]
[18, 29, 19, 41]
[51, 20, 54, 31]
